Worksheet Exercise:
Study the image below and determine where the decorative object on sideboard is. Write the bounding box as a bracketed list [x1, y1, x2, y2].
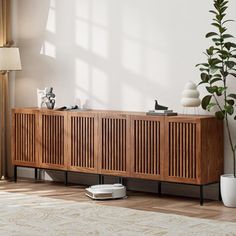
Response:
[37, 88, 47, 108]
[155, 100, 168, 110]
[147, 100, 177, 116]
[181, 81, 201, 114]
[196, 0, 236, 207]
[45, 87, 56, 109]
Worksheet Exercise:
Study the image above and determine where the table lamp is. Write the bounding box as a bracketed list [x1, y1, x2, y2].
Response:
[0, 47, 22, 74]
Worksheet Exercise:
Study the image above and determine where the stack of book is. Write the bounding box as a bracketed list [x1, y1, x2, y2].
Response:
[146, 109, 177, 116]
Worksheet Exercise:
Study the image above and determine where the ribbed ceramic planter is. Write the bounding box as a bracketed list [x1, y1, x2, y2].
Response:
[221, 174, 236, 207]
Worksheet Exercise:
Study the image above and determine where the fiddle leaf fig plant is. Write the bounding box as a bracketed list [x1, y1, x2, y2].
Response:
[197, 0, 236, 177]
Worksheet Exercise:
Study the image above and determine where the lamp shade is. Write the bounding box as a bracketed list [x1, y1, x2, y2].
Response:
[0, 47, 22, 71]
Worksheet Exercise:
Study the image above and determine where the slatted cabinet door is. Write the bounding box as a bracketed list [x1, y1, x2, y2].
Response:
[12, 109, 38, 167]
[38, 111, 68, 170]
[130, 116, 165, 180]
[67, 112, 98, 173]
[98, 114, 130, 177]
[165, 117, 201, 184]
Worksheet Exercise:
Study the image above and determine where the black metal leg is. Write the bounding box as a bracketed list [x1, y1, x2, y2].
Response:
[219, 182, 222, 201]
[118, 177, 123, 184]
[122, 178, 126, 186]
[14, 165, 17, 183]
[64, 171, 68, 186]
[35, 168, 38, 181]
[98, 174, 104, 184]
[158, 181, 162, 196]
[200, 185, 204, 206]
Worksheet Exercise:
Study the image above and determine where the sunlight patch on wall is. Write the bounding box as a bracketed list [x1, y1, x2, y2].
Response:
[91, 0, 108, 27]
[75, 19, 90, 49]
[91, 25, 108, 59]
[122, 38, 141, 75]
[75, 0, 90, 20]
[40, 41, 56, 58]
[46, 0, 56, 33]
[121, 2, 140, 39]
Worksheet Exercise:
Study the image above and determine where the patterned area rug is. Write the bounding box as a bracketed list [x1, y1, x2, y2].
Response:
[0, 190, 236, 236]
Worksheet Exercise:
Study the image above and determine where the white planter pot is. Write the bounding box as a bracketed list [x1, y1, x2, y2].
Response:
[221, 174, 236, 207]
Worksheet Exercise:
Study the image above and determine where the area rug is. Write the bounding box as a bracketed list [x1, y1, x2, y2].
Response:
[0, 190, 236, 236]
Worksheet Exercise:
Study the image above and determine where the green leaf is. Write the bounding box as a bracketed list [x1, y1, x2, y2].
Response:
[222, 19, 234, 25]
[200, 68, 209, 72]
[201, 73, 210, 81]
[226, 99, 235, 105]
[207, 102, 217, 111]
[220, 70, 229, 77]
[198, 81, 208, 86]
[212, 38, 222, 42]
[208, 58, 221, 66]
[225, 61, 235, 69]
[222, 34, 234, 39]
[206, 32, 219, 38]
[209, 10, 218, 15]
[220, 6, 228, 14]
[228, 93, 236, 99]
[216, 86, 227, 96]
[229, 73, 236, 77]
[215, 111, 225, 119]
[225, 105, 234, 115]
[230, 43, 236, 48]
[211, 22, 221, 28]
[225, 42, 231, 50]
[196, 63, 209, 67]
[221, 1, 229, 8]
[202, 95, 212, 110]
[210, 67, 219, 73]
[210, 77, 222, 84]
[206, 86, 218, 94]
[213, 74, 222, 78]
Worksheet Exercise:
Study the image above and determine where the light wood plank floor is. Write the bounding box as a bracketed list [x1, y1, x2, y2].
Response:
[1, 180, 236, 223]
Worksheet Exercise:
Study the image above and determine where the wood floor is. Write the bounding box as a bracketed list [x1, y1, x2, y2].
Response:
[1, 179, 236, 223]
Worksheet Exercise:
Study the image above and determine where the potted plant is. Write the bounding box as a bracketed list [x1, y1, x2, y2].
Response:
[197, 0, 236, 207]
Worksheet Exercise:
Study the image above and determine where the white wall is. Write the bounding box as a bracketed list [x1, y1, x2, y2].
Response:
[11, 0, 236, 197]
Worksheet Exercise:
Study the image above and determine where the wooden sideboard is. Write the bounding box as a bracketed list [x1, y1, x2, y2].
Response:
[11, 108, 224, 204]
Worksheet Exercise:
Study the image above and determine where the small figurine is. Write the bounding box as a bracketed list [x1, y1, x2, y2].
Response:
[155, 100, 168, 110]
[45, 87, 56, 109]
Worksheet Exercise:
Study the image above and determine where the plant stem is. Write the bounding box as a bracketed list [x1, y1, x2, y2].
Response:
[225, 114, 236, 177]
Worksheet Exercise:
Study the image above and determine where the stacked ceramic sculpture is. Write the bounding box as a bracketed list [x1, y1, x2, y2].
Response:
[181, 81, 201, 107]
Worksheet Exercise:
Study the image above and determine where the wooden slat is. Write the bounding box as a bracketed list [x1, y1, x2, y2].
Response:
[167, 121, 197, 181]
[131, 117, 162, 178]
[100, 116, 127, 175]
[12, 112, 36, 165]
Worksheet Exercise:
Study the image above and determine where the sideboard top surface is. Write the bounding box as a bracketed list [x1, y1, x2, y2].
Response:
[12, 107, 216, 120]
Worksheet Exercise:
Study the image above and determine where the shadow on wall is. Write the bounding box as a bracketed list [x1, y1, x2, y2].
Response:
[15, 0, 205, 111]
[14, 0, 236, 183]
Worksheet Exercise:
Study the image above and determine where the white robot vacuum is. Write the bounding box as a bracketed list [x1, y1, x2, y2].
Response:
[85, 183, 126, 200]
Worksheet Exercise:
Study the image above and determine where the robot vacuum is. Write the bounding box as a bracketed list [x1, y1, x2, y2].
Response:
[85, 183, 126, 200]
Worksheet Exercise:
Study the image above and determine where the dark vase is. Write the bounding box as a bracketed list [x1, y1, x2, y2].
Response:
[46, 100, 55, 109]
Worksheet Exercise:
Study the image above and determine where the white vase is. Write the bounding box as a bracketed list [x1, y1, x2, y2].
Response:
[221, 174, 236, 207]
[181, 81, 201, 108]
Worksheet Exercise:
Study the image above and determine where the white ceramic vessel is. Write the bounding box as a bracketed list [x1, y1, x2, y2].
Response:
[221, 174, 236, 207]
[181, 81, 201, 107]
